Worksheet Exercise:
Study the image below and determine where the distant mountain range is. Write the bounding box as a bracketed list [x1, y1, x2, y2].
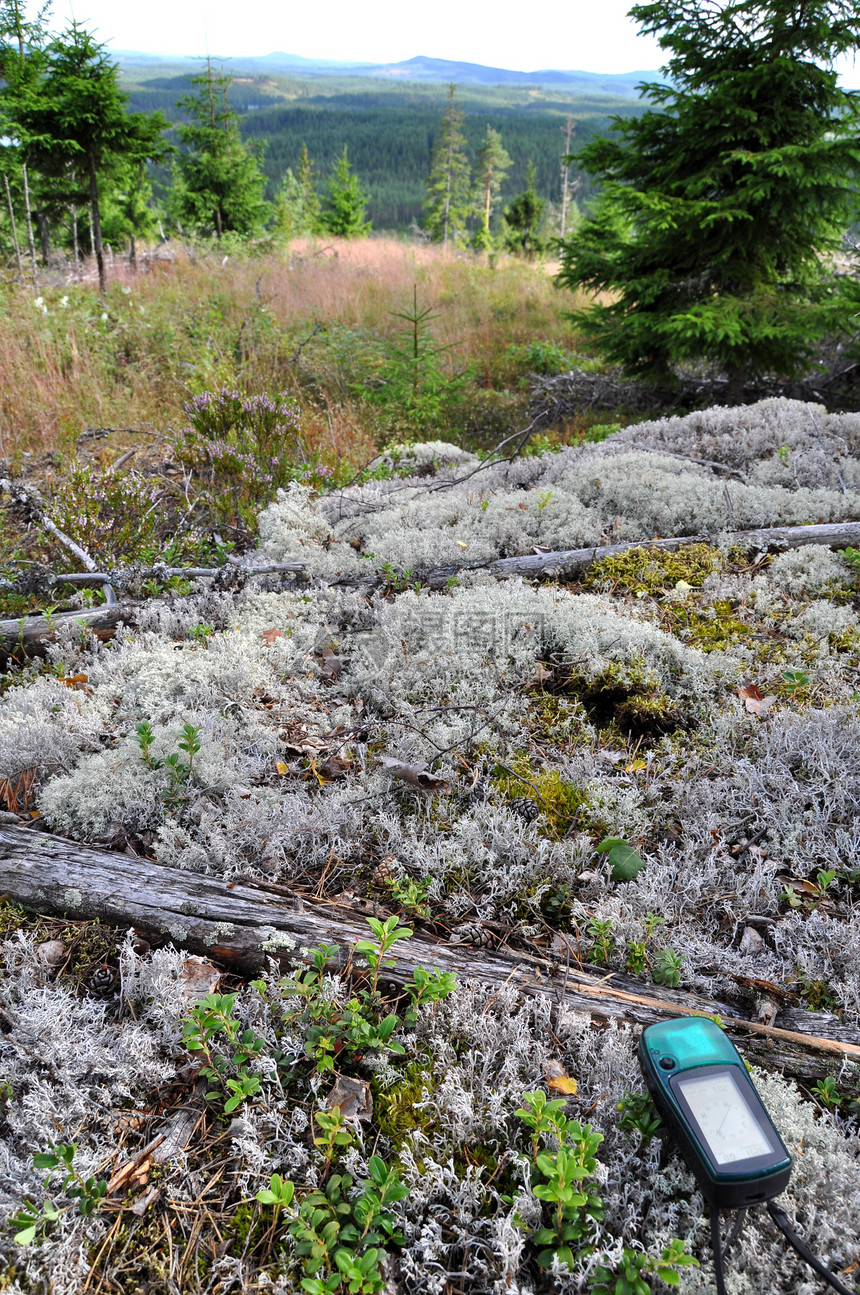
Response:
[115, 49, 658, 97]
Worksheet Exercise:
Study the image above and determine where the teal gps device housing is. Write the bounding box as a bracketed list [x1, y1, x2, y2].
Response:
[638, 1018, 792, 1209]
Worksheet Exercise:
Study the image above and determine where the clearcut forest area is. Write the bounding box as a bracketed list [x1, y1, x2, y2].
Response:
[3, 1, 860, 1293]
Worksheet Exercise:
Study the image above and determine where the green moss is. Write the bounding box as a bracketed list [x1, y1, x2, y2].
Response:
[527, 694, 589, 746]
[559, 658, 686, 739]
[493, 754, 589, 838]
[373, 1064, 435, 1143]
[583, 543, 723, 596]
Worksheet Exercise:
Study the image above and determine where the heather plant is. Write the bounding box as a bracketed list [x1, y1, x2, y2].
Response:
[175, 387, 333, 533]
[43, 461, 160, 564]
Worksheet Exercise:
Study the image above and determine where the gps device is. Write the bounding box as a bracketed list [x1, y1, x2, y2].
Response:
[636, 1017, 856, 1295]
[638, 1017, 791, 1208]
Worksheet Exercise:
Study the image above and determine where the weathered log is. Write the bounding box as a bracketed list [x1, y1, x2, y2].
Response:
[0, 823, 856, 1083]
[0, 604, 132, 661]
[485, 520, 860, 581]
[5, 521, 860, 660]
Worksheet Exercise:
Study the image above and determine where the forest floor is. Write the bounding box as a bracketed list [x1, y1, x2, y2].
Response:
[1, 239, 860, 1295]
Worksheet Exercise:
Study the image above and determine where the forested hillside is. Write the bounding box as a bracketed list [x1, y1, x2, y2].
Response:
[124, 71, 642, 229]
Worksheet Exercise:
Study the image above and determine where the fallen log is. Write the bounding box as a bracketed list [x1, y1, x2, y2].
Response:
[1, 823, 857, 1083]
[4, 518, 860, 661]
[484, 519, 860, 581]
[0, 603, 132, 661]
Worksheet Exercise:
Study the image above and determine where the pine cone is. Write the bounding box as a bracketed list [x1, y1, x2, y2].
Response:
[449, 922, 494, 948]
[509, 796, 540, 823]
[460, 778, 490, 808]
[88, 964, 119, 999]
[371, 856, 396, 887]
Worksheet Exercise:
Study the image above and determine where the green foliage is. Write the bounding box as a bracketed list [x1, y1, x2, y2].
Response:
[274, 143, 322, 240]
[384, 874, 431, 919]
[175, 387, 329, 533]
[43, 462, 160, 565]
[472, 123, 511, 250]
[557, 0, 860, 394]
[10, 21, 169, 288]
[589, 1239, 699, 1294]
[174, 59, 270, 238]
[424, 84, 472, 246]
[814, 1075, 842, 1110]
[133, 720, 202, 803]
[514, 1091, 604, 1267]
[502, 162, 548, 260]
[653, 947, 684, 988]
[10, 1143, 108, 1245]
[595, 837, 646, 882]
[617, 1091, 663, 1145]
[181, 991, 266, 1114]
[361, 287, 473, 433]
[585, 917, 615, 966]
[255, 1154, 408, 1293]
[319, 146, 370, 238]
[262, 922, 454, 1076]
[355, 914, 413, 995]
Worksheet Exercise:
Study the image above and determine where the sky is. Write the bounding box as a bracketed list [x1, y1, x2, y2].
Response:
[63, 0, 667, 72]
[61, 0, 860, 85]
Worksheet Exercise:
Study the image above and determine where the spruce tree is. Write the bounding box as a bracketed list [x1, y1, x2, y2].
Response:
[319, 146, 370, 237]
[10, 21, 168, 289]
[472, 124, 511, 251]
[557, 0, 860, 400]
[174, 60, 270, 239]
[424, 84, 471, 247]
[502, 163, 547, 260]
[275, 143, 321, 240]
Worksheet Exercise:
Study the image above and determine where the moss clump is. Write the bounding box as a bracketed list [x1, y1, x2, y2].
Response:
[526, 694, 589, 747]
[373, 1064, 435, 1142]
[561, 659, 686, 739]
[583, 543, 723, 596]
[493, 755, 588, 838]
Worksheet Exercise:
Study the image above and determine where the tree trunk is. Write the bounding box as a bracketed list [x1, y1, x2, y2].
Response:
[724, 362, 748, 406]
[0, 604, 131, 665]
[21, 162, 38, 284]
[88, 148, 106, 293]
[4, 173, 23, 278]
[36, 211, 50, 265]
[4, 520, 860, 660]
[0, 823, 856, 1082]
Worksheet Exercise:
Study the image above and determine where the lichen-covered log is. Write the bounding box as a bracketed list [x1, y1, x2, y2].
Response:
[1, 823, 856, 1082]
[0, 604, 132, 662]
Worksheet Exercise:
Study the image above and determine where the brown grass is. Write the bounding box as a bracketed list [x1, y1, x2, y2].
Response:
[0, 237, 583, 460]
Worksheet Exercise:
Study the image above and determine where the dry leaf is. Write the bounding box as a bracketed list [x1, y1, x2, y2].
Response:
[529, 662, 554, 687]
[320, 646, 344, 680]
[738, 683, 776, 715]
[327, 1074, 373, 1123]
[261, 627, 283, 645]
[314, 753, 352, 781]
[378, 756, 448, 792]
[275, 761, 289, 775]
[0, 767, 36, 814]
[546, 1074, 579, 1096]
[179, 956, 221, 1003]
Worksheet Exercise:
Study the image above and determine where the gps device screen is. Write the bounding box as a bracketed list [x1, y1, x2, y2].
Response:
[673, 1069, 772, 1165]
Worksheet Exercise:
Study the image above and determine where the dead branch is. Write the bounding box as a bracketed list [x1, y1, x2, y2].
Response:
[0, 823, 856, 1082]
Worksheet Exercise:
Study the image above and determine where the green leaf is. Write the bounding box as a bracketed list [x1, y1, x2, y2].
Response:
[32, 1153, 61, 1169]
[13, 1225, 38, 1245]
[596, 837, 646, 881]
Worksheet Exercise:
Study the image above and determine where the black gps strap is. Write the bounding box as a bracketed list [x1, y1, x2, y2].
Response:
[767, 1200, 858, 1295]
